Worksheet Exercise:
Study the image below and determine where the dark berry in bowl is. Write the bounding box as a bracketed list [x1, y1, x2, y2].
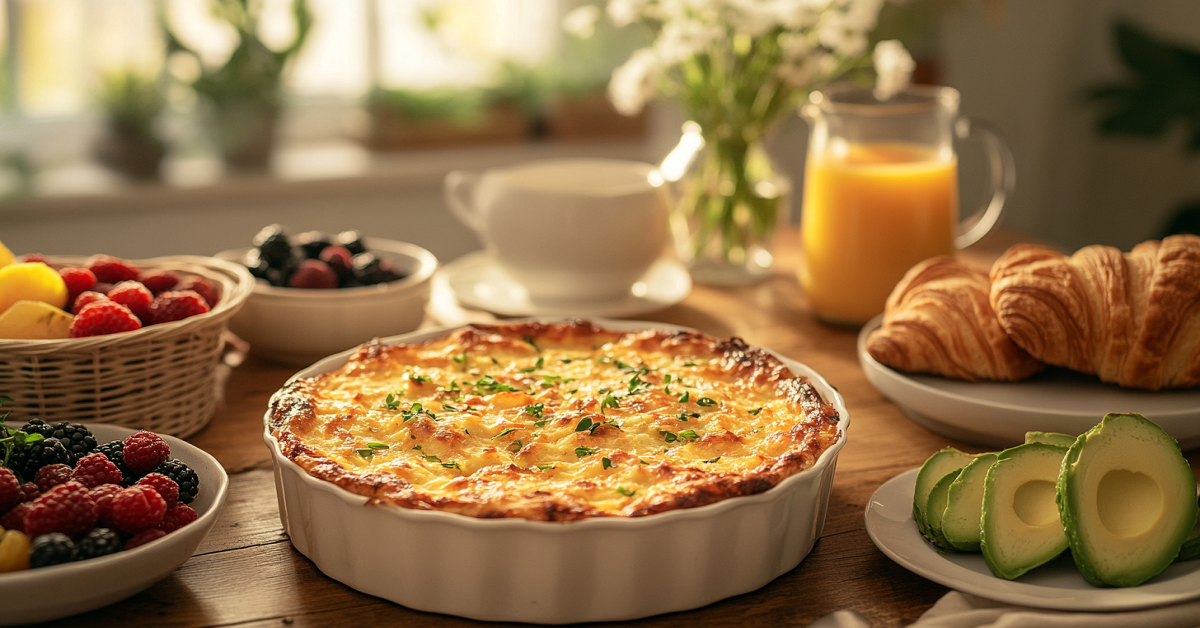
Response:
[293, 231, 333, 259]
[29, 532, 79, 568]
[336, 230, 368, 255]
[289, 260, 338, 289]
[253, 224, 292, 268]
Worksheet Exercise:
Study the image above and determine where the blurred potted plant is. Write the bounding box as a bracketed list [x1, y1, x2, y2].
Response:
[164, 0, 313, 172]
[552, 3, 648, 141]
[93, 70, 167, 181]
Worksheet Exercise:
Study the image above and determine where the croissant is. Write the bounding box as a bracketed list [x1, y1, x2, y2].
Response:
[989, 234, 1200, 390]
[867, 256, 1045, 381]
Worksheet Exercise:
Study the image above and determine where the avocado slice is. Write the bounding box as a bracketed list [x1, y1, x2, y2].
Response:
[981, 442, 1070, 579]
[1025, 431, 1076, 448]
[1058, 413, 1198, 587]
[1177, 510, 1200, 562]
[926, 470, 964, 550]
[913, 447, 975, 541]
[941, 453, 999, 552]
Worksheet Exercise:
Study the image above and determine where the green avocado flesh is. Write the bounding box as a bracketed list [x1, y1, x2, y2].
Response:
[981, 443, 1069, 580]
[1177, 512, 1200, 563]
[1057, 413, 1198, 587]
[1025, 431, 1076, 448]
[913, 448, 975, 541]
[941, 453, 999, 552]
[926, 470, 963, 550]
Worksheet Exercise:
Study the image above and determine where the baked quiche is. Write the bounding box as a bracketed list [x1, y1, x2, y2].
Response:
[267, 320, 842, 521]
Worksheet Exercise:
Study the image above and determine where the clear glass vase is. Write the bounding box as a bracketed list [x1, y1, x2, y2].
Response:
[665, 122, 790, 286]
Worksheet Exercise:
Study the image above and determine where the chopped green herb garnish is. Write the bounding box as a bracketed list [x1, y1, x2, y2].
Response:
[523, 335, 541, 352]
[441, 461, 462, 470]
[600, 393, 620, 413]
[382, 393, 403, 410]
[452, 352, 466, 364]
[441, 402, 461, 412]
[703, 456, 721, 464]
[533, 419, 549, 427]
[537, 464, 555, 470]
[407, 372, 430, 384]
[519, 357, 544, 373]
[491, 357, 500, 365]
[575, 417, 594, 433]
[575, 446, 597, 458]
[601, 457, 612, 469]
[679, 429, 699, 440]
[638, 459, 649, 465]
[524, 403, 545, 419]
[401, 403, 436, 422]
[474, 375, 518, 393]
[575, 417, 619, 435]
[446, 381, 461, 392]
[616, 487, 636, 497]
[493, 427, 517, 440]
[366, 442, 389, 450]
[683, 360, 697, 367]
[356, 449, 374, 459]
[509, 440, 523, 453]
[675, 412, 700, 422]
[627, 373, 651, 394]
[677, 391, 689, 403]
[424, 455, 441, 463]
[664, 374, 673, 384]
[412, 444, 423, 450]
[748, 407, 762, 416]
[659, 430, 678, 443]
[597, 356, 612, 364]
[697, 397, 717, 407]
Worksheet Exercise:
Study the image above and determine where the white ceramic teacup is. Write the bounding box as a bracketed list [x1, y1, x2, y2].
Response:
[444, 158, 671, 305]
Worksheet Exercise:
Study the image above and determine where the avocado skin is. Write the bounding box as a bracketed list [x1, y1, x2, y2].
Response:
[1057, 413, 1198, 587]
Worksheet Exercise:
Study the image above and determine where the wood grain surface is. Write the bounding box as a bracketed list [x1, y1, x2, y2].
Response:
[32, 230, 1199, 628]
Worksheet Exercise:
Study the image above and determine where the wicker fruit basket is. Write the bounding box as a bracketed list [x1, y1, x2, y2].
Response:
[0, 255, 255, 438]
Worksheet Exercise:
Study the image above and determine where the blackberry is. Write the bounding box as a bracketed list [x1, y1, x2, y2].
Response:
[96, 440, 135, 485]
[293, 231, 332, 259]
[253, 224, 292, 268]
[29, 532, 78, 568]
[34, 422, 97, 465]
[19, 419, 55, 439]
[78, 528, 122, 560]
[154, 459, 199, 504]
[9, 437, 70, 481]
[336, 229, 367, 255]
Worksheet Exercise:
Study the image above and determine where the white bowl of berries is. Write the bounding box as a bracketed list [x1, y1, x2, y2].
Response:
[217, 227, 438, 366]
[0, 418, 228, 625]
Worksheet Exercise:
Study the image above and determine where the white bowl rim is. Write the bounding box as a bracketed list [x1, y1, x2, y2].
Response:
[216, 237, 438, 300]
[0, 422, 230, 584]
[264, 317, 850, 531]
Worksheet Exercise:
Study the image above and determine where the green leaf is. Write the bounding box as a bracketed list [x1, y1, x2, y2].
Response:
[424, 455, 442, 463]
[575, 446, 597, 458]
[533, 419, 549, 427]
[452, 353, 467, 364]
[704, 456, 721, 464]
[697, 397, 717, 407]
[474, 375, 519, 393]
[537, 464, 554, 470]
[616, 487, 636, 497]
[524, 335, 541, 352]
[748, 407, 763, 416]
[441, 403, 461, 412]
[407, 373, 430, 384]
[638, 459, 649, 465]
[575, 417, 595, 433]
[509, 439, 524, 453]
[519, 357, 545, 373]
[659, 430, 679, 443]
[441, 461, 462, 470]
[356, 448, 374, 459]
[524, 403, 545, 419]
[678, 391, 690, 403]
[493, 427, 517, 439]
[382, 393, 403, 410]
[602, 457, 612, 469]
[601, 394, 620, 413]
[679, 430, 699, 440]
[366, 442, 389, 450]
[412, 444, 423, 450]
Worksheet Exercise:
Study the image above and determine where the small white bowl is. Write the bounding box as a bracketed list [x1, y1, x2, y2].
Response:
[217, 238, 438, 366]
[264, 320, 850, 624]
[0, 423, 229, 626]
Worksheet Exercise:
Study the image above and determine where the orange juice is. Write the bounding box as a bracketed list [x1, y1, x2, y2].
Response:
[800, 142, 957, 325]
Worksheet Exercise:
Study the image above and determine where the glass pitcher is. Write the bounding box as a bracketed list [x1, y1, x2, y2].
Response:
[799, 84, 1014, 326]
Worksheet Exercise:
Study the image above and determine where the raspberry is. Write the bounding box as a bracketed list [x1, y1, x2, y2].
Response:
[107, 281, 154, 322]
[135, 473, 179, 509]
[25, 481, 96, 538]
[29, 532, 78, 568]
[69, 301, 142, 338]
[79, 527, 122, 559]
[18, 482, 40, 502]
[33, 463, 73, 492]
[154, 460, 199, 503]
[71, 452, 124, 488]
[110, 485, 166, 533]
[148, 290, 210, 325]
[23, 420, 97, 465]
[92, 282, 115, 295]
[21, 253, 47, 265]
[125, 528, 166, 550]
[90, 483, 122, 527]
[318, 245, 354, 282]
[71, 291, 110, 314]
[85, 254, 140, 284]
[174, 276, 219, 307]
[9, 437, 71, 481]
[122, 432, 170, 474]
[1, 502, 31, 532]
[158, 503, 197, 533]
[0, 467, 20, 511]
[60, 267, 97, 308]
[96, 440, 134, 484]
[138, 270, 179, 294]
[288, 259, 338, 289]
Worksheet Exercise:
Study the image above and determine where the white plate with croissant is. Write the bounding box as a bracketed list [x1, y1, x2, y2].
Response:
[859, 236, 1200, 450]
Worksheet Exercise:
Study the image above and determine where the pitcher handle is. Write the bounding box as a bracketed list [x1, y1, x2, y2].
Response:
[954, 117, 1015, 249]
[444, 170, 485, 234]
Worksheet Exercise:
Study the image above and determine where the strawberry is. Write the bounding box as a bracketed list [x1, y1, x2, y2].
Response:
[173, 276, 219, 307]
[68, 301, 142, 338]
[71, 291, 110, 315]
[85, 255, 140, 284]
[107, 281, 154, 322]
[139, 270, 179, 294]
[59, 267, 97, 309]
[148, 291, 210, 325]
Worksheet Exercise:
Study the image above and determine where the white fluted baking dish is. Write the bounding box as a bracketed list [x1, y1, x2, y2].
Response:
[263, 320, 849, 624]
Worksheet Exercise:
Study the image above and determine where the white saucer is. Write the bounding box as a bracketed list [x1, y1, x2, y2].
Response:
[438, 251, 692, 318]
[865, 468, 1200, 611]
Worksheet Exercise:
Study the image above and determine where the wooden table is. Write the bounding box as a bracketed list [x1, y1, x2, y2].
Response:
[45, 230, 1200, 628]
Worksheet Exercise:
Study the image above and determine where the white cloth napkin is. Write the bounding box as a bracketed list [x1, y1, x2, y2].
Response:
[809, 592, 1200, 628]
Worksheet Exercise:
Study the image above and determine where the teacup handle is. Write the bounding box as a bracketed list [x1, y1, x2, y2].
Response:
[444, 170, 485, 234]
[954, 117, 1015, 249]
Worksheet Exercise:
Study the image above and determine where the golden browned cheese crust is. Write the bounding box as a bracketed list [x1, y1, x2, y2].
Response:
[268, 320, 841, 521]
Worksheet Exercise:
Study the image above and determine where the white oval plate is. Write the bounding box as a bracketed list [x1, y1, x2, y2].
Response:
[0, 423, 229, 626]
[864, 468, 1200, 611]
[857, 316, 1200, 449]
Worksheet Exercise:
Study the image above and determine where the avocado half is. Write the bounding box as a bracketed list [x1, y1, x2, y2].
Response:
[981, 442, 1070, 579]
[1057, 413, 1198, 587]
[941, 453, 999, 552]
[913, 448, 975, 542]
